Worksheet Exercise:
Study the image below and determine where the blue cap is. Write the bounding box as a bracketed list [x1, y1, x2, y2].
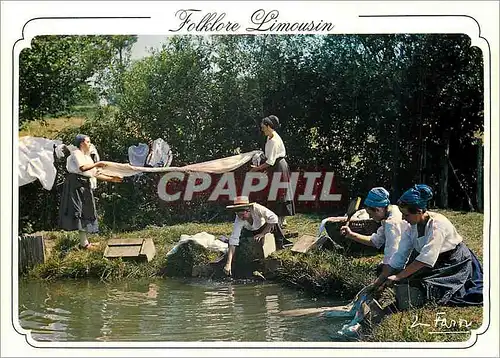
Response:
[74, 134, 88, 148]
[398, 184, 433, 209]
[364, 187, 390, 208]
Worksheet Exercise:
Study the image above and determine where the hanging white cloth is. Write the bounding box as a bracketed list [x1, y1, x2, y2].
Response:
[128, 143, 149, 166]
[18, 136, 62, 190]
[146, 138, 173, 167]
[19, 136, 262, 187]
[19, 137, 101, 191]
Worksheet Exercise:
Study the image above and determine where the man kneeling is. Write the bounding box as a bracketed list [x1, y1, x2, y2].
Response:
[224, 196, 286, 276]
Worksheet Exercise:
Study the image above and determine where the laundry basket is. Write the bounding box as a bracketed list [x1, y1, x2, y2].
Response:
[324, 218, 381, 256]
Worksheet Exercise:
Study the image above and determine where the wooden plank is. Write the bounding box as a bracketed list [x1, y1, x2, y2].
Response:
[139, 238, 156, 262]
[290, 234, 317, 253]
[262, 233, 276, 258]
[107, 238, 144, 246]
[280, 305, 354, 317]
[18, 234, 45, 274]
[104, 245, 142, 258]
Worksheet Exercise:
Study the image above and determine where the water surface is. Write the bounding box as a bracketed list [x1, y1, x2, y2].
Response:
[18, 278, 351, 342]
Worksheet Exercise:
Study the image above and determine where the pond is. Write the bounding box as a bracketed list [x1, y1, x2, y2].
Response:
[18, 278, 352, 342]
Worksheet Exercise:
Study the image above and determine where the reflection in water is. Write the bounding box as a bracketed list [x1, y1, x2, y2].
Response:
[18, 278, 349, 342]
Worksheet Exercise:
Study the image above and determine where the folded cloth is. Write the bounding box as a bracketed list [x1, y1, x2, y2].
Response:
[337, 322, 362, 339]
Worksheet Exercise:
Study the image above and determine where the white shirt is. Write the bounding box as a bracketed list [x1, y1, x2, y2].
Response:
[228, 203, 279, 246]
[66, 149, 98, 189]
[389, 212, 464, 269]
[265, 131, 286, 166]
[369, 205, 409, 265]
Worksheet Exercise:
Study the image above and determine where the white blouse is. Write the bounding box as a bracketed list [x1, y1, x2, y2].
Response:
[228, 203, 279, 246]
[265, 131, 286, 166]
[369, 205, 409, 264]
[389, 212, 464, 269]
[66, 149, 98, 189]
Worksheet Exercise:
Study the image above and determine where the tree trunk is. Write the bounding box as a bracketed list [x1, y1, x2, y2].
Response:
[392, 115, 400, 200]
[477, 140, 484, 212]
[421, 141, 427, 183]
[439, 133, 450, 208]
[448, 157, 475, 211]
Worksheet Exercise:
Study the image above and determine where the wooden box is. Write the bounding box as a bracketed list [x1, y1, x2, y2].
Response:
[261, 233, 277, 258]
[239, 233, 277, 261]
[104, 238, 156, 262]
[291, 234, 334, 254]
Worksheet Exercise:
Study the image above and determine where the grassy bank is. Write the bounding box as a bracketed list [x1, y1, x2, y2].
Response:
[18, 105, 99, 139]
[27, 210, 484, 342]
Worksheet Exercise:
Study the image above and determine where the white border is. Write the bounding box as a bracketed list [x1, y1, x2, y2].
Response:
[1, 1, 498, 357]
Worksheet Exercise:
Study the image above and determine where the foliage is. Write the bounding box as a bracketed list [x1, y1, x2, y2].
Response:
[19, 35, 137, 123]
[19, 34, 484, 232]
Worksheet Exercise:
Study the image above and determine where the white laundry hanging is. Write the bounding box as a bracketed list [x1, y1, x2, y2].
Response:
[18, 136, 62, 190]
[19, 135, 263, 187]
[146, 138, 173, 167]
[19, 137, 101, 191]
[128, 143, 150, 166]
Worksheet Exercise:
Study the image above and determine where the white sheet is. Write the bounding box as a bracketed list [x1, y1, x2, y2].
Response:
[166, 232, 228, 257]
[99, 150, 262, 178]
[18, 136, 62, 190]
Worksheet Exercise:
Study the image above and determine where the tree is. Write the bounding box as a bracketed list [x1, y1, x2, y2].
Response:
[19, 35, 137, 123]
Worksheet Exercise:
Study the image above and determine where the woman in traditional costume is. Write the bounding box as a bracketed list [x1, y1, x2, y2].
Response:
[59, 134, 122, 249]
[374, 184, 483, 306]
[250, 115, 295, 227]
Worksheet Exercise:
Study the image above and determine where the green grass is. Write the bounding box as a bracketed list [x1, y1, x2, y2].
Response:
[28, 210, 484, 342]
[19, 116, 86, 139]
[18, 105, 100, 139]
[366, 305, 483, 342]
[33, 221, 235, 281]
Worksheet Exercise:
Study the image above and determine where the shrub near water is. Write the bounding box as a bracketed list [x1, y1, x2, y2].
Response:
[162, 241, 221, 277]
[273, 248, 376, 298]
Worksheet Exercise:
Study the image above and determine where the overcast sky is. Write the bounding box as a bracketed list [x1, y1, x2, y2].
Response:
[130, 35, 171, 60]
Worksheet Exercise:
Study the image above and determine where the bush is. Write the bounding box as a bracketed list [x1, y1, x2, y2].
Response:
[274, 249, 376, 298]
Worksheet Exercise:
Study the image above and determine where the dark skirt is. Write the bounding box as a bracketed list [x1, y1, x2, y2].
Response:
[58, 173, 99, 233]
[266, 157, 296, 217]
[404, 242, 483, 306]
